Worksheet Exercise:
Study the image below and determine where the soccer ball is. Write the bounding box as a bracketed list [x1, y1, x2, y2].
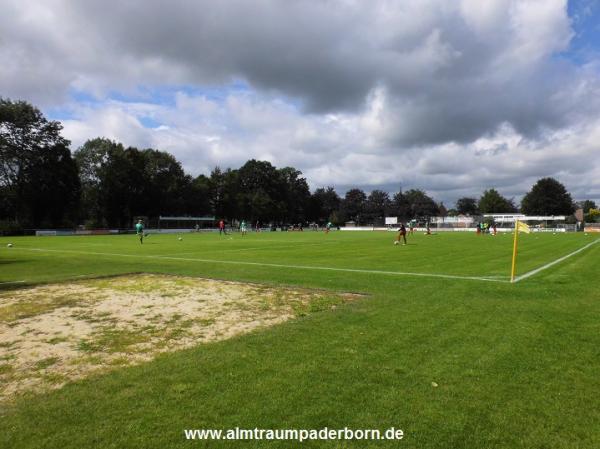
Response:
[394, 241, 399, 245]
[7, 243, 13, 248]
[178, 237, 183, 241]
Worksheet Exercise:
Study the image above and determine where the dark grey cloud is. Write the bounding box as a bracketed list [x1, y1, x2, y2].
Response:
[3, 1, 592, 136]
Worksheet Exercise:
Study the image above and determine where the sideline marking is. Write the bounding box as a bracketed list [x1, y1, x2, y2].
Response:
[0, 280, 25, 285]
[513, 238, 600, 283]
[17, 247, 507, 283]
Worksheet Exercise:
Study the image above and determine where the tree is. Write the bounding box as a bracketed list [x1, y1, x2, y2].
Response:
[404, 189, 439, 218]
[520, 178, 574, 216]
[75, 138, 129, 227]
[182, 174, 211, 216]
[18, 143, 80, 227]
[341, 189, 367, 224]
[1, 98, 79, 227]
[208, 167, 239, 220]
[455, 197, 479, 215]
[137, 148, 189, 217]
[390, 191, 411, 219]
[236, 160, 282, 222]
[438, 202, 448, 218]
[586, 209, 600, 223]
[75, 139, 193, 227]
[364, 190, 391, 225]
[578, 200, 597, 214]
[309, 187, 341, 223]
[278, 167, 311, 224]
[478, 189, 517, 214]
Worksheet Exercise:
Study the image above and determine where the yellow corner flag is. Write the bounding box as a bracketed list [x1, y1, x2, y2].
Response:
[511, 219, 530, 282]
[517, 221, 531, 234]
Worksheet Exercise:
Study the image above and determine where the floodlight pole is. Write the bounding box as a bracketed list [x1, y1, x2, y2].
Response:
[510, 219, 519, 283]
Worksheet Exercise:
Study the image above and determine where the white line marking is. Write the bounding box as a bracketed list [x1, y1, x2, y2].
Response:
[514, 238, 600, 283]
[16, 247, 507, 283]
[0, 280, 25, 285]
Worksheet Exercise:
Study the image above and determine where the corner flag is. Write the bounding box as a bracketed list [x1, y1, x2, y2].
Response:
[510, 219, 530, 282]
[517, 221, 530, 234]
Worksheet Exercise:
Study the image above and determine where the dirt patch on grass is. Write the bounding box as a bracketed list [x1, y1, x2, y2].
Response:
[0, 274, 361, 403]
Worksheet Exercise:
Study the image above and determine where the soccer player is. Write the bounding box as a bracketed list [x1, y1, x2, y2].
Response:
[396, 223, 407, 245]
[135, 219, 144, 244]
[240, 220, 247, 236]
[325, 221, 332, 234]
[219, 219, 225, 235]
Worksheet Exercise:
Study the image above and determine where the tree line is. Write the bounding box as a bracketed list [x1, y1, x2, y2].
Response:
[1, 98, 594, 231]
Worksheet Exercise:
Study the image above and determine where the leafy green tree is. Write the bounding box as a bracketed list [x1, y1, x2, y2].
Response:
[209, 167, 239, 220]
[578, 200, 597, 214]
[365, 190, 391, 225]
[478, 189, 517, 214]
[520, 178, 574, 216]
[75, 139, 192, 227]
[341, 188, 367, 224]
[390, 191, 411, 219]
[404, 189, 439, 218]
[138, 148, 189, 217]
[18, 144, 80, 227]
[75, 138, 129, 227]
[456, 197, 479, 215]
[438, 202, 448, 217]
[586, 209, 600, 223]
[309, 186, 341, 222]
[236, 160, 282, 222]
[183, 174, 211, 216]
[0, 98, 79, 227]
[278, 167, 311, 224]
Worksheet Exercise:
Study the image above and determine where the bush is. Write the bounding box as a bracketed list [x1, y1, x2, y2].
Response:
[585, 209, 600, 223]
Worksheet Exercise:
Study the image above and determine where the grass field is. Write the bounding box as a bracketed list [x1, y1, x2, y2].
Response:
[1, 230, 600, 448]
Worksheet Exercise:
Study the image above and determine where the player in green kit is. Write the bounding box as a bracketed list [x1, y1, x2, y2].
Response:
[240, 220, 247, 236]
[135, 219, 144, 244]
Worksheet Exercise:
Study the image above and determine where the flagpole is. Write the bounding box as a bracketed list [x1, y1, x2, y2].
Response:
[511, 219, 519, 283]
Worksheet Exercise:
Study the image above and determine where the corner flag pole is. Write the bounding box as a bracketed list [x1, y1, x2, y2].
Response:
[510, 219, 520, 283]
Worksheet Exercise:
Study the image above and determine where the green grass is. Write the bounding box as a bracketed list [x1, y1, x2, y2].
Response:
[1, 230, 600, 448]
[34, 357, 60, 370]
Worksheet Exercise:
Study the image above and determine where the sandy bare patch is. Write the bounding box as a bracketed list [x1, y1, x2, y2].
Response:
[0, 274, 361, 402]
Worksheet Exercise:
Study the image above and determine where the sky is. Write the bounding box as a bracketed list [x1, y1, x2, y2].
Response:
[1, 0, 599, 206]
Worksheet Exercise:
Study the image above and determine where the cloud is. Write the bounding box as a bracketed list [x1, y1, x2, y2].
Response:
[1, 0, 599, 203]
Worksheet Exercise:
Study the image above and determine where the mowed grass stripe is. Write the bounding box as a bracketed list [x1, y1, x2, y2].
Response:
[514, 237, 600, 282]
[17, 247, 509, 283]
[2, 232, 596, 283]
